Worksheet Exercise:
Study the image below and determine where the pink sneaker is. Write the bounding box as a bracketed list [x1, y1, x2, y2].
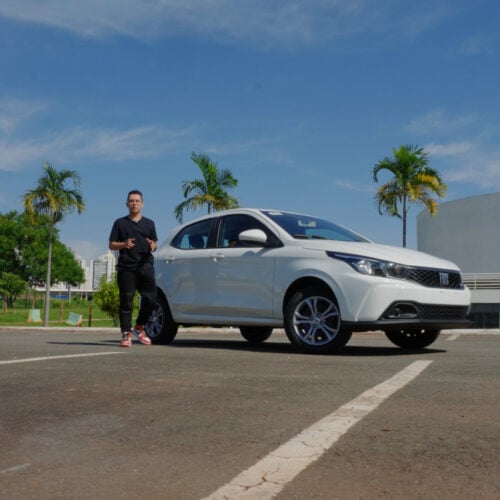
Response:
[131, 325, 152, 345]
[120, 332, 132, 347]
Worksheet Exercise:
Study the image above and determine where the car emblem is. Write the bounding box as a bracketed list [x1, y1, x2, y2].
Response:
[439, 272, 449, 287]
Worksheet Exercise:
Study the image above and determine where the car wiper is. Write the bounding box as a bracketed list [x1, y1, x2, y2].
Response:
[291, 234, 328, 240]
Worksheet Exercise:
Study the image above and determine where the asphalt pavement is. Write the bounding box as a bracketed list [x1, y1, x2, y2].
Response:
[1, 327, 499, 499]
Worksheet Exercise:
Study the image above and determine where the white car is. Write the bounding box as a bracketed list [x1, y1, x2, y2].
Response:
[148, 209, 471, 354]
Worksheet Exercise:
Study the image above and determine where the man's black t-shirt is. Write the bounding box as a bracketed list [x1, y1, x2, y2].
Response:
[109, 216, 158, 271]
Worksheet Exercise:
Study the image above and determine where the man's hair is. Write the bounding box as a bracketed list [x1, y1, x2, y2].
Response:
[127, 189, 143, 201]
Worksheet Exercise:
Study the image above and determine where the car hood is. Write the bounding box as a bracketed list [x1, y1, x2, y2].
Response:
[298, 240, 461, 270]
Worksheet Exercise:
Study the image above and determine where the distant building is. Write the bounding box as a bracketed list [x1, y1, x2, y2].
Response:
[92, 250, 116, 289]
[417, 192, 500, 327]
[46, 250, 116, 296]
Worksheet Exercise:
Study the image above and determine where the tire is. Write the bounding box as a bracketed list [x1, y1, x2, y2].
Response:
[284, 286, 352, 354]
[385, 329, 440, 349]
[146, 291, 178, 344]
[239, 326, 273, 344]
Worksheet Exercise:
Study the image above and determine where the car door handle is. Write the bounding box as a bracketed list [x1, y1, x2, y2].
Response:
[211, 253, 225, 262]
[164, 256, 175, 263]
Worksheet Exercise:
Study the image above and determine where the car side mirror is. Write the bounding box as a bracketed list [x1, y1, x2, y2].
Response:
[238, 229, 269, 246]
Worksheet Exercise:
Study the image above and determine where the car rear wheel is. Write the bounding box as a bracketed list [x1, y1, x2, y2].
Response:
[147, 291, 178, 344]
[239, 326, 273, 344]
[385, 329, 440, 349]
[284, 286, 352, 354]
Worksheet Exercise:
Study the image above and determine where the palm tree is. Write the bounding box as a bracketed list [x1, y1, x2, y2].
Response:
[174, 152, 239, 223]
[24, 162, 85, 326]
[372, 144, 446, 247]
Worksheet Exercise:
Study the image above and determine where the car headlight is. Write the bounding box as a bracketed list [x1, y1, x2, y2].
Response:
[327, 251, 409, 279]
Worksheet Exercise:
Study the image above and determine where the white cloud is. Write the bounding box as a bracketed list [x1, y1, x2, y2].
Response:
[66, 239, 103, 261]
[425, 141, 473, 157]
[405, 107, 500, 189]
[0, 124, 196, 171]
[429, 140, 500, 189]
[335, 179, 373, 193]
[457, 34, 497, 56]
[406, 109, 478, 135]
[0, 98, 48, 134]
[444, 152, 500, 188]
[0, 96, 282, 172]
[0, 0, 467, 47]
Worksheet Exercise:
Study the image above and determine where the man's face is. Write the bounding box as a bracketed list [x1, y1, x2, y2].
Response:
[127, 194, 143, 216]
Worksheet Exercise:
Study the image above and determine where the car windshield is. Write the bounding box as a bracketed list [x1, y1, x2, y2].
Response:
[261, 210, 369, 242]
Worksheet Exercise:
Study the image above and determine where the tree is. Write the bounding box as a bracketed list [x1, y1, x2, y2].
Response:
[0, 211, 83, 286]
[372, 144, 447, 247]
[174, 152, 239, 223]
[0, 272, 27, 309]
[0, 211, 24, 276]
[51, 240, 85, 286]
[23, 162, 85, 325]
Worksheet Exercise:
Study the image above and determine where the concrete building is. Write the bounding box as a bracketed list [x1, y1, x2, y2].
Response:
[92, 250, 116, 289]
[48, 250, 116, 296]
[417, 192, 500, 327]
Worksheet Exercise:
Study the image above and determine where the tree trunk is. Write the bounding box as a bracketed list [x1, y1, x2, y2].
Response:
[402, 195, 407, 248]
[43, 222, 54, 326]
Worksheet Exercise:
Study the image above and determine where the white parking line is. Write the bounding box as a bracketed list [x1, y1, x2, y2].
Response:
[0, 352, 123, 365]
[202, 360, 433, 500]
[446, 334, 460, 341]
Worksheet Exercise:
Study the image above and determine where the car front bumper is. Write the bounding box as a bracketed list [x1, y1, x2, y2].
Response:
[334, 274, 471, 330]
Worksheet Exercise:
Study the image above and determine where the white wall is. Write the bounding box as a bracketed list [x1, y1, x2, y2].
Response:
[417, 192, 500, 274]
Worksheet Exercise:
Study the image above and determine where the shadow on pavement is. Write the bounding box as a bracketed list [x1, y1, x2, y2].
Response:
[167, 337, 447, 356]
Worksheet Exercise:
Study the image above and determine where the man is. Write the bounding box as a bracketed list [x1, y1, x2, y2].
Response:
[109, 190, 158, 347]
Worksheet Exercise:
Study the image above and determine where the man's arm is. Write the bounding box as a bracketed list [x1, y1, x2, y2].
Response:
[109, 239, 136, 251]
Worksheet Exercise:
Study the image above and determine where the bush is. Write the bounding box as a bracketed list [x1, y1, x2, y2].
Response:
[93, 274, 138, 327]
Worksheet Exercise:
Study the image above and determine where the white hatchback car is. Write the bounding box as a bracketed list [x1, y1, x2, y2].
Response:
[148, 209, 471, 354]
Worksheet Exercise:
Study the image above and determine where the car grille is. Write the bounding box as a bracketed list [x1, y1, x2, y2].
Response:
[406, 268, 463, 289]
[419, 305, 469, 321]
[380, 303, 470, 322]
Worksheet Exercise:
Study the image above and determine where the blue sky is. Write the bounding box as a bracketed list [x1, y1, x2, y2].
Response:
[1, 0, 499, 260]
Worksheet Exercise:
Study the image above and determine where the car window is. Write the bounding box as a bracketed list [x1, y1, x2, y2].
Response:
[218, 214, 279, 248]
[171, 218, 213, 250]
[261, 210, 369, 242]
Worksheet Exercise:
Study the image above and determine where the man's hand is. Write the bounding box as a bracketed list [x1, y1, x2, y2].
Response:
[124, 238, 136, 249]
[146, 238, 157, 252]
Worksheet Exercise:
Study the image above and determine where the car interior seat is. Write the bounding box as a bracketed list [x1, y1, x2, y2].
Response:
[188, 234, 205, 249]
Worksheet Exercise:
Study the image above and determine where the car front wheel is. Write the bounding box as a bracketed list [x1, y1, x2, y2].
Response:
[385, 329, 440, 349]
[147, 291, 178, 344]
[284, 286, 351, 354]
[239, 326, 273, 344]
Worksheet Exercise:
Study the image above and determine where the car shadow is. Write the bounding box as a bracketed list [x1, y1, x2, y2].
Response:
[168, 337, 447, 356]
[45, 337, 447, 356]
[340, 345, 446, 356]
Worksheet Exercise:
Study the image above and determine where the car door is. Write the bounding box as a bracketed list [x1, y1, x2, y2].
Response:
[208, 214, 278, 319]
[161, 218, 217, 317]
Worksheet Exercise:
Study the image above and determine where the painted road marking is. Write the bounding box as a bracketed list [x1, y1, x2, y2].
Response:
[0, 352, 123, 365]
[1, 463, 31, 474]
[446, 334, 460, 341]
[203, 360, 433, 500]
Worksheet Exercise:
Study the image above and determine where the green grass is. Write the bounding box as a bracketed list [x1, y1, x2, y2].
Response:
[0, 301, 118, 328]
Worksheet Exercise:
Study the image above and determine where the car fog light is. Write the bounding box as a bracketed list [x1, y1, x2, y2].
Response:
[384, 303, 419, 319]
